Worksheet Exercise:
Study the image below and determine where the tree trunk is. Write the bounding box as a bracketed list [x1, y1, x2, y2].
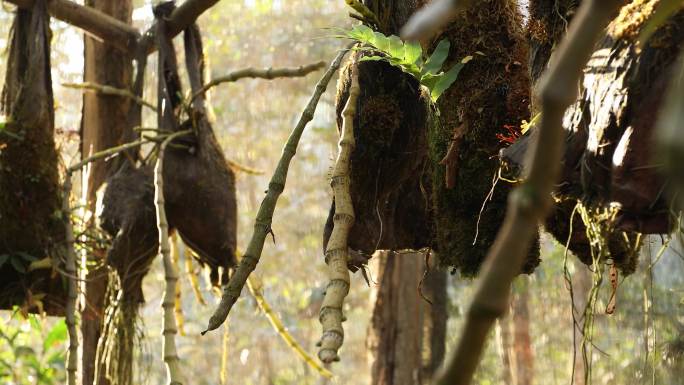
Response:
[496, 317, 514, 385]
[367, 251, 447, 385]
[421, 265, 448, 379]
[510, 277, 534, 385]
[80, 1, 133, 384]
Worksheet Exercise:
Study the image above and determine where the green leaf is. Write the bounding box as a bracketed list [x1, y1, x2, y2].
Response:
[358, 55, 387, 62]
[9, 257, 26, 273]
[17, 251, 37, 262]
[430, 61, 467, 102]
[371, 31, 390, 52]
[420, 72, 443, 90]
[388, 35, 404, 59]
[0, 254, 8, 269]
[638, 0, 684, 49]
[347, 25, 375, 43]
[404, 41, 423, 65]
[44, 320, 67, 351]
[422, 39, 450, 76]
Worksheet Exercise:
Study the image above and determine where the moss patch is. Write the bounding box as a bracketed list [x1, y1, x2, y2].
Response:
[428, 0, 539, 275]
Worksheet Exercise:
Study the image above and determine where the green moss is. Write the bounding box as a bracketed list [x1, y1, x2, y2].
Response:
[427, 0, 539, 275]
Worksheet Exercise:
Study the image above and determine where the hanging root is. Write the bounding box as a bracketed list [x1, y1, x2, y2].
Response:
[317, 64, 360, 364]
[155, 130, 191, 385]
[62, 174, 79, 385]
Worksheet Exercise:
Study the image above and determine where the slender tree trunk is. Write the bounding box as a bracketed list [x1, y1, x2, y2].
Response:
[496, 317, 514, 385]
[510, 277, 534, 385]
[80, 2, 133, 385]
[421, 265, 448, 380]
[367, 251, 447, 385]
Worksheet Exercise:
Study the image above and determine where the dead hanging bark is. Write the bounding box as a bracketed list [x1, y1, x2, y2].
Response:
[401, 1, 626, 384]
[0, 0, 66, 315]
[502, 4, 684, 273]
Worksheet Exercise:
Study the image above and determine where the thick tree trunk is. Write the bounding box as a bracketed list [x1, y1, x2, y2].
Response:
[80, 2, 133, 385]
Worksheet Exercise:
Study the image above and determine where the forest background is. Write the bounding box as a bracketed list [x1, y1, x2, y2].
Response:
[0, 1, 682, 385]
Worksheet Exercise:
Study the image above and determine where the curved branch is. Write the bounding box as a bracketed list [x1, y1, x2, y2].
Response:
[201, 47, 350, 335]
[189, 61, 327, 102]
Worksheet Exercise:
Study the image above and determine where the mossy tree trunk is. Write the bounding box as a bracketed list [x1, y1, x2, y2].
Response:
[80, 1, 133, 384]
[0, 0, 65, 315]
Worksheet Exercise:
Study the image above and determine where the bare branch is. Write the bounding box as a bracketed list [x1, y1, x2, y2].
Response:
[190, 61, 327, 102]
[5, 0, 139, 52]
[62, 82, 156, 110]
[202, 47, 350, 335]
[137, 0, 223, 54]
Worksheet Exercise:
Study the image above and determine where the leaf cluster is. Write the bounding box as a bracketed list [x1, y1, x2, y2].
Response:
[340, 25, 473, 102]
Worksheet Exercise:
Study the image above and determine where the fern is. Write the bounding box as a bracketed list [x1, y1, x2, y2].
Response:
[341, 25, 472, 102]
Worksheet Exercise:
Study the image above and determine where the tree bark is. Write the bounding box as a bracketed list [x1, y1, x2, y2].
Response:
[367, 251, 447, 385]
[510, 278, 534, 385]
[80, 2, 133, 384]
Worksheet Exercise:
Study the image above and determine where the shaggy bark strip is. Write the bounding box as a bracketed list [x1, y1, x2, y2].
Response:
[191, 61, 327, 101]
[318, 65, 359, 364]
[202, 47, 350, 334]
[154, 130, 191, 385]
[400, 1, 626, 384]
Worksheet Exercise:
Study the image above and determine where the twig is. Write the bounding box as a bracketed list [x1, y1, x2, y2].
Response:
[226, 159, 265, 175]
[62, 82, 156, 110]
[154, 130, 192, 385]
[246, 272, 334, 379]
[318, 63, 359, 364]
[430, 1, 626, 385]
[202, 47, 350, 335]
[189, 61, 326, 103]
[67, 138, 148, 174]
